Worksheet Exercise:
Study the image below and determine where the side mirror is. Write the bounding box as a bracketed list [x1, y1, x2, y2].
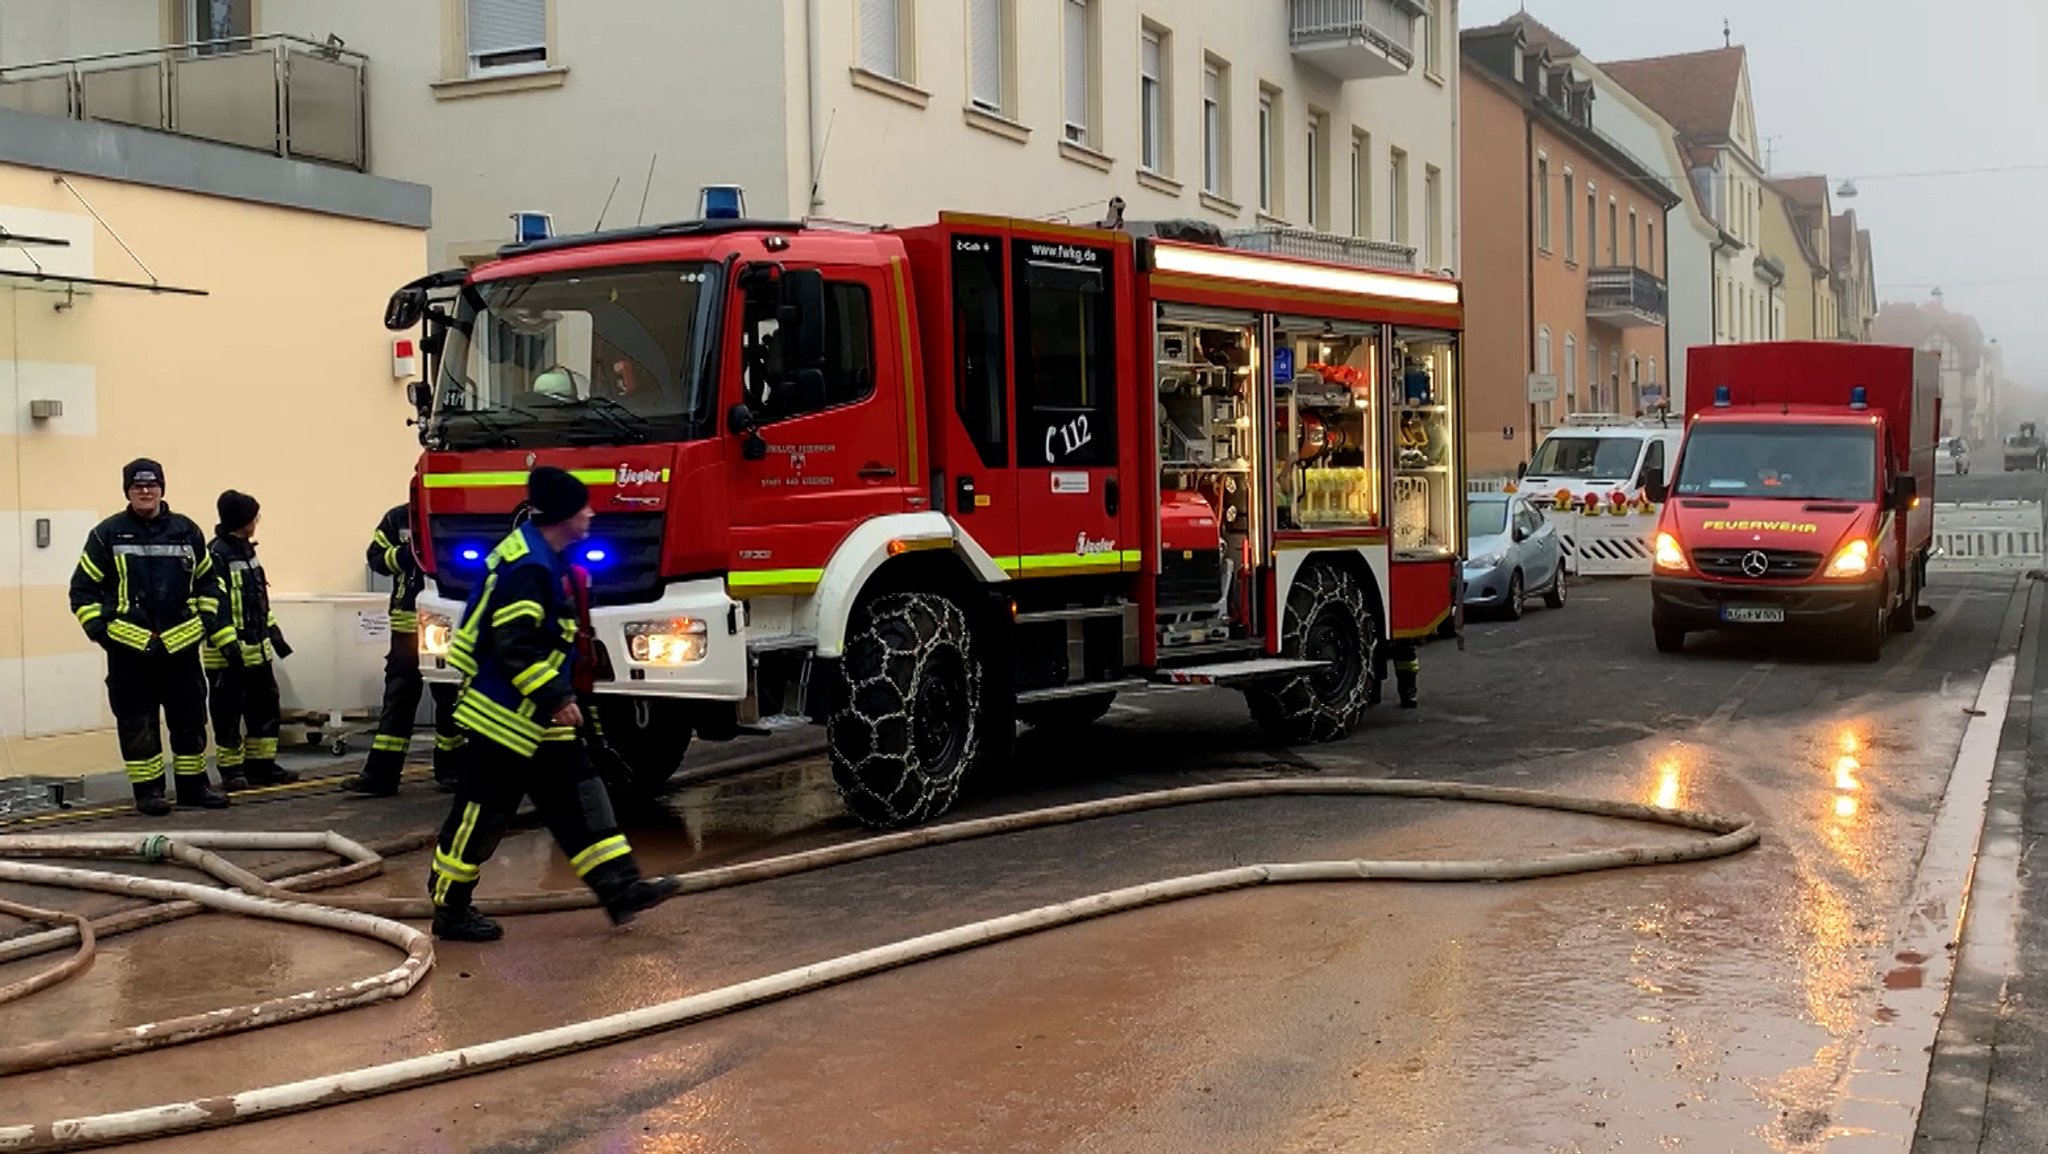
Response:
[1512, 525, 1528, 544]
[1516, 461, 1529, 480]
[384, 287, 425, 332]
[727, 402, 769, 462]
[407, 380, 433, 411]
[1643, 467, 1668, 504]
[780, 268, 827, 369]
[1891, 474, 1919, 509]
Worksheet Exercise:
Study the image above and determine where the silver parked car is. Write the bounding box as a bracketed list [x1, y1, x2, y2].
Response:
[1463, 493, 1567, 620]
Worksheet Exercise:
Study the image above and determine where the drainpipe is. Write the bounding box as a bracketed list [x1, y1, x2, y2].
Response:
[1523, 111, 1537, 460]
[805, 0, 824, 214]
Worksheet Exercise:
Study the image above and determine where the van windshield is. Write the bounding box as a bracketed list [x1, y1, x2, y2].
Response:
[1528, 435, 1641, 480]
[1674, 424, 1878, 502]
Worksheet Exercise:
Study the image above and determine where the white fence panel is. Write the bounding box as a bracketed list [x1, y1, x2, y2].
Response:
[1931, 501, 2044, 573]
[1555, 508, 1657, 576]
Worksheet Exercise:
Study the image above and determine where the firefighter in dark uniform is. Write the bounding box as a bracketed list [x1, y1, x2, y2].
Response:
[1368, 638, 1420, 710]
[200, 490, 299, 791]
[68, 459, 230, 816]
[425, 467, 679, 941]
[340, 503, 463, 797]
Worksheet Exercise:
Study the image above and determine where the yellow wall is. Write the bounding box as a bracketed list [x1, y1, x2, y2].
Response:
[1, 161, 425, 774]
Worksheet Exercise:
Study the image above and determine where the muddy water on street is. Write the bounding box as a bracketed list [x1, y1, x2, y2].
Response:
[0, 686, 1971, 1153]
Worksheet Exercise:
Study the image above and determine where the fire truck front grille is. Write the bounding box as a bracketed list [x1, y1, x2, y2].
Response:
[1690, 548, 1825, 580]
[428, 513, 668, 606]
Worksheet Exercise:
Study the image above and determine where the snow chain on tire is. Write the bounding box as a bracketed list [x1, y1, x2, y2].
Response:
[829, 592, 982, 829]
[1245, 564, 1378, 743]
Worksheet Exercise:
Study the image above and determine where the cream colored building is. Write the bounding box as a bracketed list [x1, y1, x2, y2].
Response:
[1763, 175, 1838, 341]
[0, 104, 427, 779]
[1, 0, 1461, 271]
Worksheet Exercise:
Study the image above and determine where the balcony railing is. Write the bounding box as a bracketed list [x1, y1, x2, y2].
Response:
[1228, 226, 1418, 273]
[1289, 0, 1426, 80]
[0, 35, 367, 171]
[1586, 266, 1668, 327]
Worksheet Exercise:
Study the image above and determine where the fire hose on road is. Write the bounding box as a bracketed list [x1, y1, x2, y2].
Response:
[0, 777, 1760, 1151]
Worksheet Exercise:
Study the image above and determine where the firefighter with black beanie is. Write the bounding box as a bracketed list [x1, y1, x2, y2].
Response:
[68, 459, 229, 816]
[426, 466, 680, 942]
[200, 490, 298, 791]
[340, 502, 464, 797]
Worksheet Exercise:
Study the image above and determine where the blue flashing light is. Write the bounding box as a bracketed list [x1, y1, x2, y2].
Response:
[1849, 386, 1869, 410]
[458, 546, 482, 563]
[1714, 385, 1732, 407]
[582, 546, 609, 565]
[699, 184, 746, 220]
[510, 211, 553, 244]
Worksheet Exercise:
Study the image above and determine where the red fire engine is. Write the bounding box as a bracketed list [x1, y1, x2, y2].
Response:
[386, 203, 1467, 827]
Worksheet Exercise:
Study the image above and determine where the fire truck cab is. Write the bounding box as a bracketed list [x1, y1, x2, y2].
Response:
[390, 206, 1466, 828]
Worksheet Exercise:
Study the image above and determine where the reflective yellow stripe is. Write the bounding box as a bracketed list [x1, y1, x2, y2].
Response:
[432, 849, 481, 882]
[390, 610, 419, 631]
[115, 555, 129, 614]
[201, 647, 229, 670]
[106, 621, 153, 651]
[491, 600, 544, 628]
[512, 652, 564, 695]
[995, 549, 1141, 578]
[74, 604, 103, 624]
[78, 553, 104, 582]
[435, 734, 467, 751]
[247, 737, 277, 760]
[570, 835, 632, 877]
[489, 532, 529, 564]
[423, 469, 661, 489]
[192, 596, 220, 614]
[208, 626, 238, 649]
[125, 755, 165, 783]
[216, 746, 245, 768]
[446, 647, 480, 677]
[433, 802, 485, 903]
[161, 618, 205, 652]
[171, 753, 206, 776]
[371, 734, 409, 753]
[727, 568, 824, 596]
[454, 691, 544, 755]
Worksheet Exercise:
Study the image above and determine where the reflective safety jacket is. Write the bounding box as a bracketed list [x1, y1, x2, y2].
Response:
[68, 506, 212, 655]
[447, 524, 580, 757]
[368, 504, 426, 633]
[200, 534, 288, 669]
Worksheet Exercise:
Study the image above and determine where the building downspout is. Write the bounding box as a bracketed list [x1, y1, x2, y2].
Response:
[1523, 111, 1537, 459]
[805, 0, 824, 214]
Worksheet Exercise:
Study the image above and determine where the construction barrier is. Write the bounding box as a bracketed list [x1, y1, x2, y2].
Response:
[1931, 501, 2044, 573]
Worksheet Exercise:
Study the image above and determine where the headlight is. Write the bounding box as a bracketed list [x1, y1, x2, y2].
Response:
[1824, 539, 1871, 578]
[625, 617, 708, 665]
[1466, 552, 1504, 569]
[1653, 532, 1687, 571]
[418, 613, 454, 657]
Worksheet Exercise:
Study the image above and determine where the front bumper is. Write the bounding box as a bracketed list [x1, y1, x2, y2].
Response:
[416, 576, 752, 700]
[1461, 561, 1513, 607]
[1651, 575, 1878, 631]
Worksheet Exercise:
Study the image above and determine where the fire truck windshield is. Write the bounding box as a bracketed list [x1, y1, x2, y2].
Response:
[1673, 423, 1878, 502]
[430, 263, 721, 449]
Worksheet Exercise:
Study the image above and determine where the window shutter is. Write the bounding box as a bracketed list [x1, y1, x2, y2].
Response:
[970, 0, 1001, 109]
[1064, 0, 1088, 135]
[859, 0, 899, 77]
[1140, 30, 1160, 81]
[466, 0, 546, 58]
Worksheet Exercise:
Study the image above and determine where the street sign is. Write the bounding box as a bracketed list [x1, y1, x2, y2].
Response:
[1642, 385, 1665, 407]
[1526, 373, 1559, 404]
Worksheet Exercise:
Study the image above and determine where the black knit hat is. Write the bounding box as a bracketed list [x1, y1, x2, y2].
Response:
[216, 490, 260, 534]
[527, 466, 589, 526]
[122, 458, 165, 492]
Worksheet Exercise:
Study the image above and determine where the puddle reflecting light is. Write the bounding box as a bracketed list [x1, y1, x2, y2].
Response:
[1653, 759, 1683, 810]
[1833, 754, 1861, 791]
[1835, 795, 1859, 818]
[1839, 729, 1860, 755]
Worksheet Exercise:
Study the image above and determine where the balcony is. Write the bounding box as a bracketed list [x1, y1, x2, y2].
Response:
[0, 35, 367, 171]
[1586, 266, 1667, 327]
[1289, 0, 1426, 80]
[1228, 226, 1417, 273]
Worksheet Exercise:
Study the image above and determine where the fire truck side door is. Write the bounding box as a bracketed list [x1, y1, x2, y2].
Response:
[725, 264, 911, 584]
[1009, 237, 1128, 576]
[935, 232, 1019, 567]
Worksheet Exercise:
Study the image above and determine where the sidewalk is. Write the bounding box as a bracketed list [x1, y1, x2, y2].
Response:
[1914, 576, 2048, 1152]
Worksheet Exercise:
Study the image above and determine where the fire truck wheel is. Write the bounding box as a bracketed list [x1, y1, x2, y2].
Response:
[830, 592, 981, 829]
[1016, 692, 1117, 730]
[592, 698, 694, 802]
[1245, 564, 1376, 743]
[1849, 588, 1887, 663]
[1889, 564, 1919, 634]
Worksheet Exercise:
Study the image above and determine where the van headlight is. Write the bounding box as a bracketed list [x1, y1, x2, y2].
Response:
[418, 613, 454, 657]
[1653, 532, 1688, 571]
[1824, 539, 1871, 579]
[625, 618, 708, 665]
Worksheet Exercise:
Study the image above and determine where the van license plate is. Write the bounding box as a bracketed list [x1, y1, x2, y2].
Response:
[1721, 606, 1785, 624]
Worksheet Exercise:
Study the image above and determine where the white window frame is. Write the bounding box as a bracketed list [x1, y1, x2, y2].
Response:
[1536, 154, 1552, 252]
[1563, 333, 1578, 411]
[1257, 86, 1279, 214]
[1140, 23, 1167, 174]
[1062, 0, 1096, 147]
[466, 0, 549, 77]
[1202, 57, 1228, 197]
[1561, 167, 1576, 261]
[1424, 163, 1442, 269]
[1628, 206, 1640, 268]
[967, 0, 1009, 115]
[1389, 148, 1409, 245]
[857, 0, 912, 83]
[1307, 110, 1330, 230]
[1350, 129, 1370, 238]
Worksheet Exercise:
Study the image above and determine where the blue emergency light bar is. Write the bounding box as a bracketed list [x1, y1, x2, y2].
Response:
[510, 211, 553, 244]
[1714, 386, 1731, 407]
[699, 185, 746, 220]
[1849, 386, 1869, 410]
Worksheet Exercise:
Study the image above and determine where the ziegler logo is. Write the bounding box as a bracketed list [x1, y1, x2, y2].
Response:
[1075, 533, 1116, 556]
[1700, 520, 1819, 533]
[615, 466, 662, 487]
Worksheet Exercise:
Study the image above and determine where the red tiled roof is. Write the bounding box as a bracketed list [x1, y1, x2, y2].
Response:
[1773, 175, 1829, 210]
[1603, 47, 1746, 145]
[1497, 11, 1584, 59]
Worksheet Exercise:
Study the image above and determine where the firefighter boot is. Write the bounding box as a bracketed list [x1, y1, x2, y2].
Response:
[338, 772, 400, 798]
[244, 762, 299, 786]
[589, 861, 683, 927]
[1396, 668, 1419, 710]
[218, 769, 254, 793]
[432, 905, 504, 943]
[174, 771, 230, 810]
[132, 779, 172, 818]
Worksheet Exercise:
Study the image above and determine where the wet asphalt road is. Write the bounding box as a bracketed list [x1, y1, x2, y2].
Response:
[2, 473, 2041, 1153]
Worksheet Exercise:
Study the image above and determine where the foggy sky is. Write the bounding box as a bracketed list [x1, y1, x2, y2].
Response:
[1460, 0, 2048, 387]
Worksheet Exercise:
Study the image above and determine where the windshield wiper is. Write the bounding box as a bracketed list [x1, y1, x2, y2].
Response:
[535, 394, 648, 445]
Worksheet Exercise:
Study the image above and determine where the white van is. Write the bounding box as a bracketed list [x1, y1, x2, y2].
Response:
[1520, 414, 1684, 502]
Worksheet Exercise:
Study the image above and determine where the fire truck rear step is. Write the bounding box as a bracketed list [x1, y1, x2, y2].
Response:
[1015, 678, 1151, 705]
[1151, 658, 1324, 686]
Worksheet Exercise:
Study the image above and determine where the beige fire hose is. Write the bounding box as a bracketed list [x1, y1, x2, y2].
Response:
[0, 778, 1759, 1151]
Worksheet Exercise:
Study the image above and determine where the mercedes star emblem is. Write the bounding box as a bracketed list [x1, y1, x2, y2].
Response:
[1740, 550, 1771, 578]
